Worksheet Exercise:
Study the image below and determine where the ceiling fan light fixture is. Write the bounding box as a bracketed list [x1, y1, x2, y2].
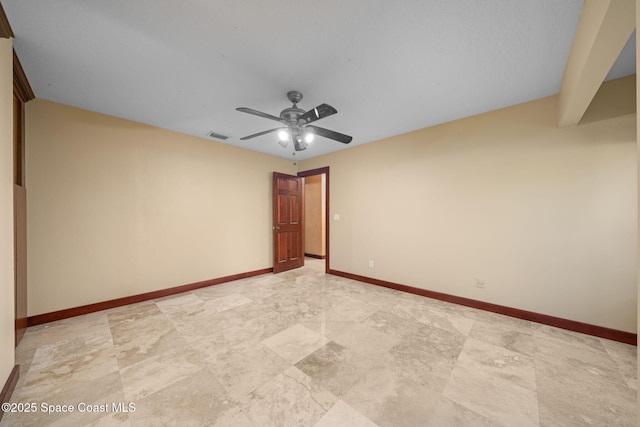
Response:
[278, 130, 289, 141]
[293, 139, 307, 151]
[304, 132, 314, 143]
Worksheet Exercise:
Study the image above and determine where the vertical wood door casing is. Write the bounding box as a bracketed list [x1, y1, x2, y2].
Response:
[12, 96, 21, 185]
[13, 93, 27, 346]
[273, 172, 304, 273]
[13, 185, 26, 345]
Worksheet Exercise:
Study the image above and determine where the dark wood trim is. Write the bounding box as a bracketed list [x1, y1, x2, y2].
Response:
[297, 167, 330, 177]
[13, 96, 23, 186]
[13, 50, 34, 103]
[304, 253, 326, 260]
[28, 267, 272, 326]
[298, 167, 330, 273]
[13, 185, 27, 346]
[0, 365, 19, 422]
[328, 269, 637, 345]
[0, 3, 14, 38]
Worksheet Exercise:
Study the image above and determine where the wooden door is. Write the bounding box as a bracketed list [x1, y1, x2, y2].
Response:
[273, 172, 304, 273]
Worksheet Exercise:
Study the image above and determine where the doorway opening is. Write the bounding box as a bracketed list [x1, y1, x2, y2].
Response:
[298, 167, 330, 273]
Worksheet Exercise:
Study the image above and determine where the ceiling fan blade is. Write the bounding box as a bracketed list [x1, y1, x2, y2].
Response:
[298, 104, 337, 124]
[240, 127, 287, 140]
[236, 107, 283, 122]
[306, 125, 352, 144]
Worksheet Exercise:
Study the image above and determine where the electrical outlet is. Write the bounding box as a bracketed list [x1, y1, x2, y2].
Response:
[368, 260, 374, 268]
[476, 279, 485, 289]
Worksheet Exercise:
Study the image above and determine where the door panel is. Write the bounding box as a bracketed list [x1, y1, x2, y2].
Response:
[276, 194, 287, 225]
[276, 233, 288, 263]
[288, 231, 301, 261]
[273, 172, 304, 273]
[289, 195, 300, 224]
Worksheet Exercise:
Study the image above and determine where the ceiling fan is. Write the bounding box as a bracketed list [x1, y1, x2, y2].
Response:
[236, 90, 352, 151]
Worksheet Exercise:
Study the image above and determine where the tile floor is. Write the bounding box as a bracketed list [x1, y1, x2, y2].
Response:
[1, 258, 637, 426]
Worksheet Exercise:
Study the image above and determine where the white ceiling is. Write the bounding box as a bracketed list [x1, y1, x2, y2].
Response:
[1, 0, 636, 160]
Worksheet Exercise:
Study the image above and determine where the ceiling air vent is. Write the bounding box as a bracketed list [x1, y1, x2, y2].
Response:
[207, 131, 229, 140]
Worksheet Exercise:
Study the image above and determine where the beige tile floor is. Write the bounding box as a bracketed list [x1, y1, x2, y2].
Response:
[2, 258, 637, 426]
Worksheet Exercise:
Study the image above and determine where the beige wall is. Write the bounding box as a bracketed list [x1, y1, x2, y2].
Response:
[300, 81, 637, 333]
[22, 77, 639, 332]
[304, 174, 326, 256]
[0, 38, 15, 385]
[26, 99, 296, 316]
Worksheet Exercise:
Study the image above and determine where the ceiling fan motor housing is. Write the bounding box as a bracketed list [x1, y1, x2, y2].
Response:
[280, 107, 305, 124]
